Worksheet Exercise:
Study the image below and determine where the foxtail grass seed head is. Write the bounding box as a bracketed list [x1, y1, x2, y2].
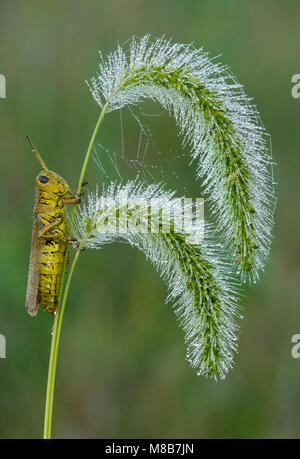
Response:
[87, 35, 275, 281]
[74, 181, 241, 379]
[75, 35, 276, 379]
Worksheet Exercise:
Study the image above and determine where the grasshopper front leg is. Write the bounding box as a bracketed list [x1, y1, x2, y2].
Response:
[61, 197, 81, 205]
[60, 181, 88, 205]
[58, 190, 81, 207]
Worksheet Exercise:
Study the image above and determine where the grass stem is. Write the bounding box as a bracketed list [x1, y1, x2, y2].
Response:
[43, 102, 109, 439]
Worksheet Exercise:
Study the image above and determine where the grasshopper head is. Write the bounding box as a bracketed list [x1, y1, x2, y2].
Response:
[36, 170, 70, 195]
[27, 136, 70, 196]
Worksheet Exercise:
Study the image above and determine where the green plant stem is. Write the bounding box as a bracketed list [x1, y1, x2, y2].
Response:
[43, 102, 109, 439]
[77, 100, 110, 196]
[43, 247, 81, 439]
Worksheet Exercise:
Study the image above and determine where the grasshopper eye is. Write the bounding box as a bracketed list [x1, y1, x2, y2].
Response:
[38, 175, 49, 184]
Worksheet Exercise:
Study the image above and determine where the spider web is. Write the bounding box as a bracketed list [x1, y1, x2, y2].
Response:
[92, 105, 192, 196]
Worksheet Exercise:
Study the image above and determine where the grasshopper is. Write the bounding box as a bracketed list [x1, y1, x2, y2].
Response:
[26, 137, 81, 316]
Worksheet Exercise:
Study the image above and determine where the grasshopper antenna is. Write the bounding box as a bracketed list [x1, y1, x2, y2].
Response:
[26, 136, 49, 171]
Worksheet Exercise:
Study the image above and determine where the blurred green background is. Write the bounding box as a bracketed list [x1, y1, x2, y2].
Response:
[0, 0, 299, 439]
